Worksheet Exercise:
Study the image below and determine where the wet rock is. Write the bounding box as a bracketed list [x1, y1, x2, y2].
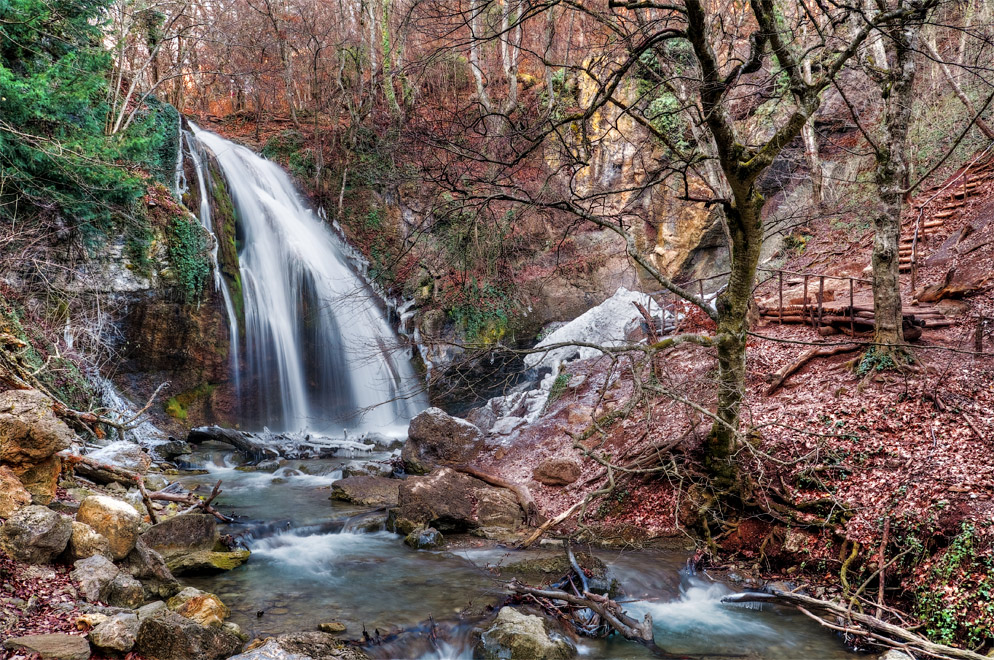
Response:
[476, 607, 576, 660]
[532, 458, 581, 486]
[71, 554, 120, 602]
[0, 465, 31, 517]
[120, 538, 181, 598]
[167, 587, 229, 628]
[0, 505, 72, 563]
[392, 467, 521, 534]
[330, 476, 400, 506]
[77, 495, 142, 559]
[3, 633, 91, 660]
[134, 608, 242, 660]
[318, 621, 347, 634]
[464, 406, 498, 432]
[141, 513, 218, 561]
[166, 548, 250, 575]
[156, 439, 193, 461]
[275, 631, 367, 659]
[342, 461, 394, 478]
[66, 521, 113, 561]
[403, 525, 444, 550]
[227, 639, 312, 660]
[89, 611, 140, 654]
[401, 407, 484, 475]
[0, 389, 73, 469]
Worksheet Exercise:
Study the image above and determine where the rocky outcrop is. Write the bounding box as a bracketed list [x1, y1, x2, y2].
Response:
[532, 458, 581, 486]
[0, 389, 74, 504]
[0, 505, 72, 563]
[391, 467, 521, 535]
[401, 408, 484, 474]
[476, 607, 576, 660]
[330, 476, 400, 507]
[3, 633, 91, 660]
[76, 495, 142, 559]
[89, 612, 140, 654]
[134, 607, 243, 660]
[0, 465, 32, 517]
[66, 521, 114, 561]
[167, 587, 230, 628]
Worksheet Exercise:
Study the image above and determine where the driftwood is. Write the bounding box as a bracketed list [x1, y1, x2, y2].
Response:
[722, 589, 987, 660]
[451, 465, 544, 526]
[60, 452, 159, 524]
[149, 479, 232, 522]
[766, 344, 861, 395]
[188, 425, 280, 462]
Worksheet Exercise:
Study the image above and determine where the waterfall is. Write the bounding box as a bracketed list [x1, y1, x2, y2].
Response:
[187, 124, 423, 434]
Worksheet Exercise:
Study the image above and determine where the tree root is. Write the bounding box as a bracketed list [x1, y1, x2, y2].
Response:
[450, 465, 544, 526]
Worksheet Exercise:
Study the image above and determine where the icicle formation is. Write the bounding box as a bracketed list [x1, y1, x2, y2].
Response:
[188, 124, 423, 434]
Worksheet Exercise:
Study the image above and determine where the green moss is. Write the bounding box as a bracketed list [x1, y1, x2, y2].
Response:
[208, 162, 244, 325]
[163, 382, 216, 420]
[166, 215, 210, 303]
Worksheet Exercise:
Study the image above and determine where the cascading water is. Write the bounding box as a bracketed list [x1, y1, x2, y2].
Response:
[187, 124, 423, 433]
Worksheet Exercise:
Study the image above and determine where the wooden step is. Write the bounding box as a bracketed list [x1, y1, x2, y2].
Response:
[923, 221, 945, 229]
[933, 210, 956, 219]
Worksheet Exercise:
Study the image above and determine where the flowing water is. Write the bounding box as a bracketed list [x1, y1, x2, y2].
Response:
[187, 125, 423, 434]
[177, 129, 857, 659]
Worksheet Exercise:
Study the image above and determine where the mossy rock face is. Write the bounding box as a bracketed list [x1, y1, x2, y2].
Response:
[166, 549, 250, 575]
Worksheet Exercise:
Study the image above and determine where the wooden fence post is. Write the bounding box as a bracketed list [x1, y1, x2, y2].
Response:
[778, 271, 784, 325]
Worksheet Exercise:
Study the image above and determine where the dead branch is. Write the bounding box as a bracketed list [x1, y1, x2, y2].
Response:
[60, 451, 159, 524]
[148, 479, 232, 522]
[766, 344, 861, 395]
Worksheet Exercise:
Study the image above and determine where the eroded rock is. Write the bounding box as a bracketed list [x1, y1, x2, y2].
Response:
[135, 608, 242, 660]
[476, 607, 576, 660]
[76, 495, 142, 559]
[532, 458, 581, 486]
[66, 521, 113, 562]
[0, 389, 73, 469]
[392, 467, 521, 534]
[0, 505, 72, 563]
[167, 587, 230, 628]
[0, 465, 31, 517]
[401, 408, 484, 475]
[330, 476, 400, 507]
[89, 611, 140, 654]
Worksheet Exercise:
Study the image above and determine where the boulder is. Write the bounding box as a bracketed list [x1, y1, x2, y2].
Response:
[0, 505, 72, 563]
[403, 525, 444, 550]
[106, 571, 146, 608]
[0, 465, 32, 517]
[167, 587, 229, 628]
[401, 407, 484, 474]
[166, 548, 250, 575]
[317, 622, 346, 634]
[330, 476, 400, 506]
[3, 633, 91, 660]
[141, 513, 218, 561]
[227, 639, 312, 660]
[392, 468, 522, 534]
[77, 495, 142, 559]
[66, 521, 113, 561]
[86, 440, 153, 473]
[156, 438, 193, 460]
[71, 554, 121, 602]
[135, 608, 243, 660]
[120, 538, 181, 598]
[0, 389, 73, 469]
[532, 458, 581, 486]
[476, 607, 576, 660]
[89, 611, 140, 654]
[17, 454, 63, 504]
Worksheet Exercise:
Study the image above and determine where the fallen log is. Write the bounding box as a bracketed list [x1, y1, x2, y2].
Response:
[766, 344, 861, 395]
[60, 452, 159, 524]
[722, 589, 987, 660]
[188, 425, 280, 462]
[451, 465, 545, 526]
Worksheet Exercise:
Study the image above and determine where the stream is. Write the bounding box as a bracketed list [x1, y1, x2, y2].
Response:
[175, 443, 855, 660]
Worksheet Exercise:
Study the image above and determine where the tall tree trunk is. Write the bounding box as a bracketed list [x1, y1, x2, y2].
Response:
[380, 0, 401, 116]
[923, 38, 994, 140]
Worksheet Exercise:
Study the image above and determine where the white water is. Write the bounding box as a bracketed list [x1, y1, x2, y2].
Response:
[187, 125, 424, 433]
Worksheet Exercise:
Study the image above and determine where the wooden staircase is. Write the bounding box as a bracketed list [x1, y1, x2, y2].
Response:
[900, 157, 994, 271]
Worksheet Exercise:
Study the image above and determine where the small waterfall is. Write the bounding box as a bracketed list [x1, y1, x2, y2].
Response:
[187, 124, 424, 433]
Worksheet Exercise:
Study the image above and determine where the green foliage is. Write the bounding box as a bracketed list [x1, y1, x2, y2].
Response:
[262, 130, 317, 179]
[448, 281, 512, 345]
[856, 347, 898, 376]
[167, 216, 210, 303]
[543, 371, 571, 412]
[0, 0, 181, 238]
[781, 232, 811, 256]
[164, 382, 216, 421]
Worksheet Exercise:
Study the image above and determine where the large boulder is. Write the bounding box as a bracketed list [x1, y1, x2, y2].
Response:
[17, 454, 62, 504]
[70, 554, 146, 608]
[167, 587, 229, 628]
[66, 521, 113, 561]
[77, 495, 142, 559]
[392, 468, 522, 535]
[0, 389, 73, 468]
[330, 476, 400, 506]
[532, 458, 582, 487]
[89, 612, 140, 654]
[0, 464, 32, 517]
[141, 513, 217, 560]
[120, 538, 181, 598]
[0, 505, 72, 563]
[134, 608, 243, 660]
[166, 548, 250, 575]
[476, 607, 576, 660]
[401, 408, 484, 475]
[3, 633, 91, 660]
